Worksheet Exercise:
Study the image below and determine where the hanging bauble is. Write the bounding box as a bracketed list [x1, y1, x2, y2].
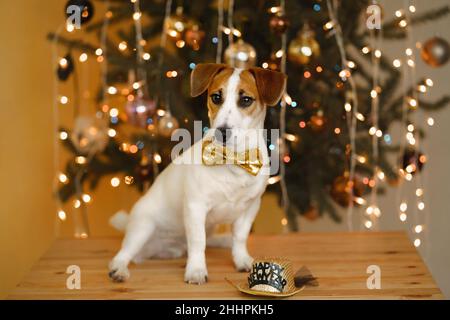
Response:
[330, 175, 364, 208]
[303, 206, 319, 221]
[57, 53, 74, 81]
[309, 111, 327, 132]
[165, 7, 188, 41]
[269, 14, 290, 35]
[70, 116, 108, 155]
[224, 39, 257, 68]
[65, 0, 94, 25]
[420, 37, 450, 67]
[184, 24, 205, 51]
[158, 111, 179, 137]
[125, 98, 157, 129]
[402, 149, 426, 175]
[288, 24, 320, 65]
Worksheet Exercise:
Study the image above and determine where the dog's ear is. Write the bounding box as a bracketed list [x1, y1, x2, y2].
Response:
[249, 67, 287, 106]
[190, 63, 227, 97]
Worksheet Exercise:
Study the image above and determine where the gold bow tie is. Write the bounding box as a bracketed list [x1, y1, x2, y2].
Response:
[202, 138, 263, 176]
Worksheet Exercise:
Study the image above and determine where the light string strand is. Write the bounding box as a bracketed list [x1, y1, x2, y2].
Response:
[326, 0, 359, 231]
[278, 0, 290, 229]
[216, 0, 224, 63]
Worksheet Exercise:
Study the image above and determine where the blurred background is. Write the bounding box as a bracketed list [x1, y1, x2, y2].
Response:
[1, 0, 449, 298]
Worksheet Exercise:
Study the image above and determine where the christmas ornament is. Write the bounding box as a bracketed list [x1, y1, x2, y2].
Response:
[330, 175, 364, 207]
[165, 7, 188, 41]
[202, 138, 263, 176]
[184, 24, 205, 51]
[65, 0, 94, 25]
[57, 53, 74, 81]
[269, 14, 289, 35]
[303, 206, 319, 221]
[226, 258, 317, 297]
[402, 149, 426, 174]
[158, 111, 179, 137]
[125, 98, 157, 129]
[224, 39, 257, 68]
[420, 37, 450, 67]
[70, 116, 108, 155]
[309, 112, 326, 132]
[288, 24, 320, 65]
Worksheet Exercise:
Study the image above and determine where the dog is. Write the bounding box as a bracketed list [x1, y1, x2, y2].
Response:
[108, 63, 287, 284]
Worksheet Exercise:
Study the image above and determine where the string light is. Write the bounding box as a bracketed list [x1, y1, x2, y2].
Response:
[59, 96, 68, 104]
[59, 131, 68, 140]
[58, 210, 67, 221]
[79, 53, 88, 62]
[110, 177, 120, 187]
[427, 117, 434, 126]
[95, 48, 103, 56]
[82, 194, 91, 203]
[107, 128, 116, 137]
[393, 59, 402, 68]
[414, 238, 421, 247]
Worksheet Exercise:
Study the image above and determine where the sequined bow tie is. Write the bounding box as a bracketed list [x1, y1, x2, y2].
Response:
[202, 138, 263, 176]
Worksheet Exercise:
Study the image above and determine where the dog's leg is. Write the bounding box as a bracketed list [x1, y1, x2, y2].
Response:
[183, 202, 209, 284]
[108, 218, 155, 282]
[232, 198, 261, 272]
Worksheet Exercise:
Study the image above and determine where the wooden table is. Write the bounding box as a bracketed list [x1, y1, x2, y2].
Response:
[8, 232, 443, 299]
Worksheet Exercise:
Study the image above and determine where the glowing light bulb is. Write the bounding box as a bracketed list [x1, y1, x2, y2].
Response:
[427, 117, 435, 126]
[414, 239, 421, 247]
[58, 210, 67, 221]
[82, 194, 91, 203]
[415, 225, 423, 233]
[111, 177, 120, 187]
[79, 53, 88, 62]
[400, 202, 408, 212]
[393, 59, 401, 68]
[399, 213, 407, 222]
[108, 128, 116, 137]
[59, 173, 68, 184]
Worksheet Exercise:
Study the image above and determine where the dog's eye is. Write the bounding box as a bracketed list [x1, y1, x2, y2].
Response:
[210, 93, 222, 105]
[238, 96, 254, 108]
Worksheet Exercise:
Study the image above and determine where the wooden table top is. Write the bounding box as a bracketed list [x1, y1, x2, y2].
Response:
[8, 231, 443, 300]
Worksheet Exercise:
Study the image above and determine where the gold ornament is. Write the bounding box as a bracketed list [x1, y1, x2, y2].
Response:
[70, 116, 108, 155]
[158, 111, 179, 137]
[421, 37, 450, 67]
[202, 138, 262, 176]
[224, 39, 257, 68]
[288, 24, 320, 65]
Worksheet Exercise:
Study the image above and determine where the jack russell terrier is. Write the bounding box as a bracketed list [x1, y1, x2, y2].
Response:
[108, 63, 287, 284]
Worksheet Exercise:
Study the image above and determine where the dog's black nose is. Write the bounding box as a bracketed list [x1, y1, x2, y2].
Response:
[214, 126, 232, 145]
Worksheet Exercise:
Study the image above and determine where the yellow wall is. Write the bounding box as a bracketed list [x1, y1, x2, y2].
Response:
[0, 0, 64, 298]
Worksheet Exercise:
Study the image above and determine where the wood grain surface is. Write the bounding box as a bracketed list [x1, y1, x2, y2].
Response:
[8, 232, 443, 299]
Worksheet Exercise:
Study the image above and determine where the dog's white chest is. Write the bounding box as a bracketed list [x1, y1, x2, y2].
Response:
[205, 167, 267, 225]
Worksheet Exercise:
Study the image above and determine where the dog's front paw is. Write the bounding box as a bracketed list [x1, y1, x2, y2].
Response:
[184, 265, 208, 285]
[108, 259, 130, 282]
[234, 254, 253, 272]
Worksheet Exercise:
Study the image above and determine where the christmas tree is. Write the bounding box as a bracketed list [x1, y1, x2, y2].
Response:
[49, 0, 450, 232]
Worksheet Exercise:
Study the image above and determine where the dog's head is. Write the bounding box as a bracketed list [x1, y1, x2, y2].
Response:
[191, 63, 287, 145]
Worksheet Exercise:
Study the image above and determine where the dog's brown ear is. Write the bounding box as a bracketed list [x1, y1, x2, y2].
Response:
[190, 63, 227, 97]
[249, 67, 287, 106]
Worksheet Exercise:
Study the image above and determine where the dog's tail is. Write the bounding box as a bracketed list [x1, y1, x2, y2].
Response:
[109, 210, 129, 232]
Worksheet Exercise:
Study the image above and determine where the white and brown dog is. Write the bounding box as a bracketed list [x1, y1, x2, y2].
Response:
[108, 63, 286, 284]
